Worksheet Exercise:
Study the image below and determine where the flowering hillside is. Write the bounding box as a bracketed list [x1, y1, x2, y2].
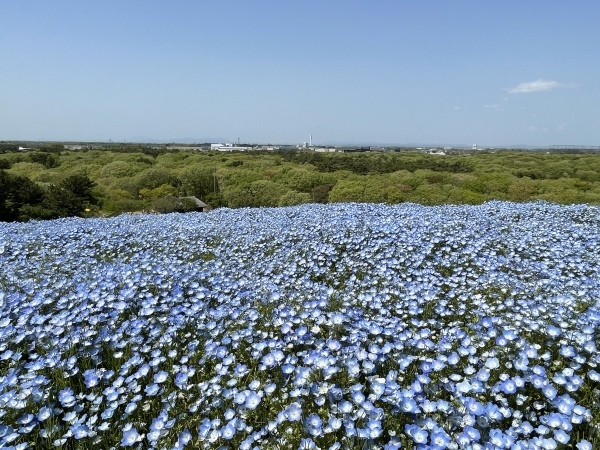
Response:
[0, 202, 598, 449]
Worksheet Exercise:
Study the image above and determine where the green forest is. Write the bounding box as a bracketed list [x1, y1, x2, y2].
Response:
[2, 144, 600, 221]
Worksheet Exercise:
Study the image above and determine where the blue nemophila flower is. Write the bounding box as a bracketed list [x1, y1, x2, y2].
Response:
[456, 379, 472, 394]
[531, 375, 546, 390]
[174, 372, 188, 389]
[58, 388, 76, 407]
[499, 378, 517, 395]
[197, 418, 212, 440]
[465, 425, 481, 441]
[547, 325, 561, 338]
[554, 429, 570, 445]
[400, 397, 418, 413]
[70, 423, 90, 440]
[2, 202, 600, 447]
[154, 371, 168, 383]
[121, 424, 141, 446]
[405, 424, 428, 444]
[16, 413, 35, 426]
[304, 414, 323, 437]
[555, 394, 576, 415]
[244, 391, 261, 409]
[351, 389, 365, 405]
[420, 399, 436, 413]
[221, 422, 236, 440]
[233, 391, 246, 405]
[463, 397, 484, 416]
[176, 429, 192, 448]
[145, 383, 160, 396]
[284, 402, 302, 421]
[430, 427, 451, 448]
[536, 437, 559, 449]
[224, 408, 236, 421]
[83, 369, 100, 388]
[485, 357, 500, 370]
[63, 410, 78, 423]
[149, 415, 167, 434]
[298, 438, 317, 449]
[261, 352, 276, 367]
[338, 399, 353, 414]
[147, 428, 161, 443]
[514, 356, 529, 371]
[582, 340, 596, 353]
[383, 437, 403, 450]
[489, 428, 509, 448]
[560, 345, 576, 358]
[37, 406, 52, 421]
[576, 440, 593, 450]
[328, 416, 342, 431]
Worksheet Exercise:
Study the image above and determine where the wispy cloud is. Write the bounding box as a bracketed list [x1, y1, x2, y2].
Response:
[484, 104, 499, 109]
[506, 79, 562, 94]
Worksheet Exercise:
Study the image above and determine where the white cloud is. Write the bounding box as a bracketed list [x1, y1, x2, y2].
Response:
[506, 79, 562, 94]
[453, 106, 461, 110]
[484, 104, 499, 109]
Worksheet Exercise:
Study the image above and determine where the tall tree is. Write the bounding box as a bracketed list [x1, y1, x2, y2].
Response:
[44, 174, 98, 218]
[0, 170, 45, 221]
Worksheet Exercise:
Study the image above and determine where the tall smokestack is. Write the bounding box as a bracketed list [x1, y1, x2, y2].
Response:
[310, 134, 312, 147]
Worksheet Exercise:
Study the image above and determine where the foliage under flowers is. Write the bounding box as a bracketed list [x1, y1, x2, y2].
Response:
[0, 202, 598, 449]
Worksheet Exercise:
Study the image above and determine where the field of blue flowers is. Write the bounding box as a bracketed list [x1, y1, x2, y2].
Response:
[0, 202, 598, 450]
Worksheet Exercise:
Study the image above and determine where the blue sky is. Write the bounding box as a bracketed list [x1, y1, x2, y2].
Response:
[1, 1, 599, 146]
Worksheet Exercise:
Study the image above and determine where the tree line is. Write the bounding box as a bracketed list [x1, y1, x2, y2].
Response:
[0, 171, 97, 221]
[2, 147, 600, 221]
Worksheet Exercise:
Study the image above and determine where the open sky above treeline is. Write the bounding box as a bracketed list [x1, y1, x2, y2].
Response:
[1, 1, 599, 147]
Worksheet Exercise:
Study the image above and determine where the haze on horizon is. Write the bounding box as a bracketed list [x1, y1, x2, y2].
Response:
[1, 1, 599, 147]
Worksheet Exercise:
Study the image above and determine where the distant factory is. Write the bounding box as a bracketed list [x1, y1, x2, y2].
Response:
[210, 143, 281, 151]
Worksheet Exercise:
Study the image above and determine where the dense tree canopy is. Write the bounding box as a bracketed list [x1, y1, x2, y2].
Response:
[3, 147, 600, 221]
[0, 170, 48, 221]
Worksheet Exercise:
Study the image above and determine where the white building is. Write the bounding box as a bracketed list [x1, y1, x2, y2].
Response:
[210, 143, 248, 151]
[314, 147, 337, 153]
[216, 145, 250, 152]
